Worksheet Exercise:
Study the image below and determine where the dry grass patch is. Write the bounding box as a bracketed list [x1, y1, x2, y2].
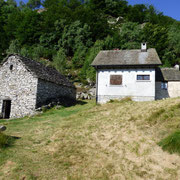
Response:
[0, 98, 180, 179]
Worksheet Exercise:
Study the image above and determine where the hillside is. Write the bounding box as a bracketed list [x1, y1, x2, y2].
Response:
[0, 0, 180, 84]
[1, 98, 180, 179]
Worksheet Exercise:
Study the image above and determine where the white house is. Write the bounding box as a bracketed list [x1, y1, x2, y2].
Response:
[91, 43, 162, 103]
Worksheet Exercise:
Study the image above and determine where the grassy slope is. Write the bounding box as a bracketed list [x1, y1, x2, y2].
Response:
[0, 98, 180, 179]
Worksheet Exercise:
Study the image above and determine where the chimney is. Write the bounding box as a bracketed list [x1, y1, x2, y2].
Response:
[174, 64, 179, 70]
[141, 42, 147, 52]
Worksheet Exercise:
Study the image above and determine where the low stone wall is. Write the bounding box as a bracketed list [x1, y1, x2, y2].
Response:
[36, 79, 76, 108]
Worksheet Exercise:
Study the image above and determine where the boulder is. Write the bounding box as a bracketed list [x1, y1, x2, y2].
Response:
[0, 125, 6, 132]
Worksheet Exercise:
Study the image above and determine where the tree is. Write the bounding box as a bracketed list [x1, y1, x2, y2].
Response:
[119, 22, 142, 49]
[168, 23, 180, 56]
[15, 9, 42, 45]
[27, 0, 41, 9]
[59, 20, 92, 56]
[6, 39, 21, 54]
[53, 48, 67, 73]
[81, 40, 104, 82]
[142, 23, 168, 61]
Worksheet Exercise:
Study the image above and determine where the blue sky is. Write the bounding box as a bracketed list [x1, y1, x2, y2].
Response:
[16, 0, 180, 21]
[128, 0, 180, 21]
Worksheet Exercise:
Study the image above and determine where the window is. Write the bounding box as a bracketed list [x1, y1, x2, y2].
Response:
[161, 82, 167, 90]
[110, 75, 122, 85]
[10, 65, 13, 70]
[137, 75, 150, 81]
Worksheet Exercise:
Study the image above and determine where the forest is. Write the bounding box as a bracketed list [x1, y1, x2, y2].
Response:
[0, 0, 180, 84]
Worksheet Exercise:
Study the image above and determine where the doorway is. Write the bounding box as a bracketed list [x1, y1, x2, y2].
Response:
[2, 100, 11, 119]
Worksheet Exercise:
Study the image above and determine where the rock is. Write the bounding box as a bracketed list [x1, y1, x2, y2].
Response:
[83, 93, 88, 99]
[0, 125, 6, 132]
[88, 88, 96, 97]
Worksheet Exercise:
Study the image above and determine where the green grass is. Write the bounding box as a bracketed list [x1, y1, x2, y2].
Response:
[0, 133, 9, 148]
[108, 97, 132, 103]
[0, 132, 15, 148]
[159, 130, 180, 154]
[0, 98, 180, 179]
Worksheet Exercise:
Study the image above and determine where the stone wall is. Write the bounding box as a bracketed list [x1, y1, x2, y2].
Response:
[0, 56, 37, 118]
[36, 79, 76, 107]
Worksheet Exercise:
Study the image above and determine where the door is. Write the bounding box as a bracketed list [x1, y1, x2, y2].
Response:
[2, 100, 11, 119]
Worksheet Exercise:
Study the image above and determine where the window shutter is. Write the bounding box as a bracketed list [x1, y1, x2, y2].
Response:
[110, 75, 122, 85]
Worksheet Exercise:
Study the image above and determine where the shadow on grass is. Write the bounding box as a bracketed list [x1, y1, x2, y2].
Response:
[0, 133, 21, 149]
[75, 100, 87, 105]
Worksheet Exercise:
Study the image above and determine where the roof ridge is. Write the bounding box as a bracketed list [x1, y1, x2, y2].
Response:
[100, 48, 155, 52]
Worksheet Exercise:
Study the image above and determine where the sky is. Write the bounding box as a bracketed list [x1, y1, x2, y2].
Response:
[128, 0, 180, 21]
[16, 0, 180, 21]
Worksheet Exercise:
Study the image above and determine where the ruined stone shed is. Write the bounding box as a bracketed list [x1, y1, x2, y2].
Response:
[0, 54, 76, 119]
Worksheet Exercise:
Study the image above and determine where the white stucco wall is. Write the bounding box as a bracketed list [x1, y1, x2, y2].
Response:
[97, 68, 155, 103]
[168, 82, 180, 97]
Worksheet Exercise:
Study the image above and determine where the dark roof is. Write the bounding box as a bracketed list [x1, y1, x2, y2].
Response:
[91, 48, 162, 67]
[3, 54, 75, 88]
[156, 68, 180, 81]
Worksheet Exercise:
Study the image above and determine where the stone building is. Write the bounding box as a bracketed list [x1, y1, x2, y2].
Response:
[156, 66, 180, 99]
[0, 54, 76, 119]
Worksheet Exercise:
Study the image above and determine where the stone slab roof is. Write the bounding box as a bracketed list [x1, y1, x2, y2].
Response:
[156, 67, 180, 81]
[91, 48, 162, 67]
[3, 54, 75, 88]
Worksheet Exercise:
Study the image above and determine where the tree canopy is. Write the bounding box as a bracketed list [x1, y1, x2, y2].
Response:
[0, 0, 179, 83]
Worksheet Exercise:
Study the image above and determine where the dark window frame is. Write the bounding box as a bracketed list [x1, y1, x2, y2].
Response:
[110, 75, 123, 86]
[137, 75, 150, 81]
[161, 82, 168, 90]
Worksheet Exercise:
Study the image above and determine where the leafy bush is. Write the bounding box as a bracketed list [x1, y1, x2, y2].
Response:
[147, 108, 165, 122]
[80, 40, 104, 82]
[0, 132, 13, 148]
[159, 130, 180, 154]
[108, 97, 132, 103]
[6, 40, 21, 55]
[53, 48, 67, 74]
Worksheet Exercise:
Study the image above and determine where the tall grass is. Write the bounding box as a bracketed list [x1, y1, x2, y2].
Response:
[108, 97, 132, 103]
[159, 130, 180, 154]
[0, 132, 14, 148]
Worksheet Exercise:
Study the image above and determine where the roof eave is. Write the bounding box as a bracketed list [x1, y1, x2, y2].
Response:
[91, 64, 162, 69]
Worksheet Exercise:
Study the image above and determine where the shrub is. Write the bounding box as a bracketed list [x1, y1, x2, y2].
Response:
[108, 97, 132, 103]
[159, 130, 180, 154]
[147, 108, 165, 122]
[53, 48, 67, 74]
[0, 133, 12, 148]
